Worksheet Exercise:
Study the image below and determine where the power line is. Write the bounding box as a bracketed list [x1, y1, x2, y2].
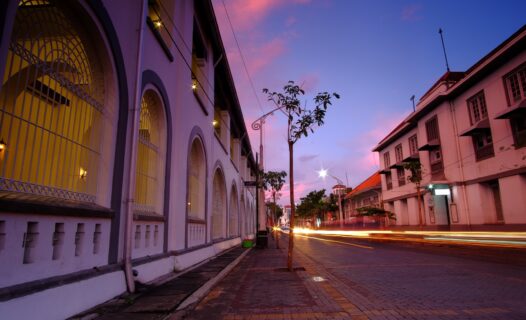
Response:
[220, 0, 265, 113]
[151, 3, 233, 134]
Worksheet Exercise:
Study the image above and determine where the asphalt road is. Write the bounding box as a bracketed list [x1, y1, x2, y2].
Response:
[293, 233, 526, 319]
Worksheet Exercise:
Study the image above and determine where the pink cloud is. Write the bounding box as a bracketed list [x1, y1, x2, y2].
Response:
[401, 4, 423, 21]
[218, 0, 309, 32]
[247, 37, 287, 74]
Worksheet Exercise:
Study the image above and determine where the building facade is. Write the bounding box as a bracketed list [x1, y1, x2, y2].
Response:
[374, 25, 526, 230]
[0, 1, 258, 318]
[343, 172, 382, 226]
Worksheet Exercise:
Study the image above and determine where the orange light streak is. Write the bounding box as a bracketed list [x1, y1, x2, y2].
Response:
[292, 228, 526, 249]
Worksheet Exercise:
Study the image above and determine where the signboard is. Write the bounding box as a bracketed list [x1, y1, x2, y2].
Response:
[244, 181, 258, 187]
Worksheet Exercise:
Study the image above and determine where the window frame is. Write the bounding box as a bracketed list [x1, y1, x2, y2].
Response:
[503, 62, 526, 106]
[133, 88, 167, 216]
[385, 172, 393, 190]
[187, 137, 207, 220]
[396, 167, 406, 186]
[408, 135, 418, 155]
[395, 144, 403, 163]
[383, 151, 391, 168]
[0, 0, 119, 208]
[467, 90, 488, 125]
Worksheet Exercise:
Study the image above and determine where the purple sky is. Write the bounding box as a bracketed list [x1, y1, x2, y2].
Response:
[212, 0, 526, 205]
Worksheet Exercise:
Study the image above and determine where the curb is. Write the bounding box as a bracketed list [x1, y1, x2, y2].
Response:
[174, 246, 252, 311]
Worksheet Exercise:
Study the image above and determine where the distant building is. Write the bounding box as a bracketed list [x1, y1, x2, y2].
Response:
[343, 172, 382, 225]
[280, 205, 291, 226]
[0, 1, 257, 318]
[374, 25, 526, 230]
[344, 172, 382, 218]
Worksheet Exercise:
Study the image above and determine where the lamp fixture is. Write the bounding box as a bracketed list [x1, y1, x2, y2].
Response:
[153, 19, 162, 28]
[212, 119, 218, 127]
[79, 167, 87, 180]
[0, 139, 5, 151]
[191, 79, 197, 90]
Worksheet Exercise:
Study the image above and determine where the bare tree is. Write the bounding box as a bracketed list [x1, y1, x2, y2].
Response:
[263, 81, 339, 271]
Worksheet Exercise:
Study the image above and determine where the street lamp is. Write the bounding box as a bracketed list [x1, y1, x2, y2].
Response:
[318, 169, 346, 229]
[251, 105, 288, 234]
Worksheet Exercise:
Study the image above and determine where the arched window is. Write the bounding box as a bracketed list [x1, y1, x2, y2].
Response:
[134, 89, 166, 214]
[229, 184, 239, 237]
[187, 138, 206, 219]
[211, 168, 226, 240]
[0, 0, 115, 204]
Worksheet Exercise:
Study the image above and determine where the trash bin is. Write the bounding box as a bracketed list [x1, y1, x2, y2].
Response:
[256, 230, 268, 249]
[242, 239, 253, 248]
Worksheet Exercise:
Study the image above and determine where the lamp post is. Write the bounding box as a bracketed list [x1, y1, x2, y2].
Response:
[251, 105, 287, 234]
[332, 183, 346, 229]
[318, 169, 346, 229]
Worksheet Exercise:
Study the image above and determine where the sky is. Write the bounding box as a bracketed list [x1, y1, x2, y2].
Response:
[211, 0, 526, 205]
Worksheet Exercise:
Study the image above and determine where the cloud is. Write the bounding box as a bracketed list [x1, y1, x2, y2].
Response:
[247, 37, 287, 74]
[219, 0, 311, 32]
[299, 154, 319, 162]
[331, 112, 408, 187]
[401, 4, 423, 21]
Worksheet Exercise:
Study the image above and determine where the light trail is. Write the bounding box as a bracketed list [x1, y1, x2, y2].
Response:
[291, 228, 526, 248]
[295, 234, 374, 250]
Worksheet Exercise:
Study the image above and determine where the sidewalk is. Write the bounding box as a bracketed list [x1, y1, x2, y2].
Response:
[70, 246, 250, 320]
[176, 234, 368, 320]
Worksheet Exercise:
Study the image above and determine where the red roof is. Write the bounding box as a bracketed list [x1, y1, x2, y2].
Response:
[345, 172, 381, 199]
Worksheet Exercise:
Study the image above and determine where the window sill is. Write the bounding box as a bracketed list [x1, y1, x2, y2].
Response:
[133, 212, 165, 222]
[0, 191, 113, 218]
[187, 218, 206, 225]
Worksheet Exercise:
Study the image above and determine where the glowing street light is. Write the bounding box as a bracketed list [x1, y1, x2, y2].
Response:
[318, 168, 346, 229]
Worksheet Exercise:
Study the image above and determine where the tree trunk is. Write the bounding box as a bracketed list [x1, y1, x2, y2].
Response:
[273, 192, 279, 249]
[417, 182, 423, 229]
[287, 140, 295, 271]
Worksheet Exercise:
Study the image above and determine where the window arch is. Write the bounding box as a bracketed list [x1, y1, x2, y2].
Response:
[133, 89, 166, 214]
[187, 137, 206, 219]
[0, 0, 116, 204]
[228, 183, 239, 237]
[211, 167, 226, 240]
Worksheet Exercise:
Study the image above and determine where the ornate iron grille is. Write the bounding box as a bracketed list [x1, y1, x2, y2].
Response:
[0, 1, 105, 202]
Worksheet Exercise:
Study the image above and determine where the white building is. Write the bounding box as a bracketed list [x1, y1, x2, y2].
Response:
[343, 172, 382, 227]
[374, 25, 526, 230]
[280, 205, 291, 227]
[0, 1, 258, 318]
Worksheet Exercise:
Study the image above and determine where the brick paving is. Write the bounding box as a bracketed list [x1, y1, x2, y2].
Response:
[294, 234, 526, 320]
[182, 233, 526, 320]
[181, 235, 369, 320]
